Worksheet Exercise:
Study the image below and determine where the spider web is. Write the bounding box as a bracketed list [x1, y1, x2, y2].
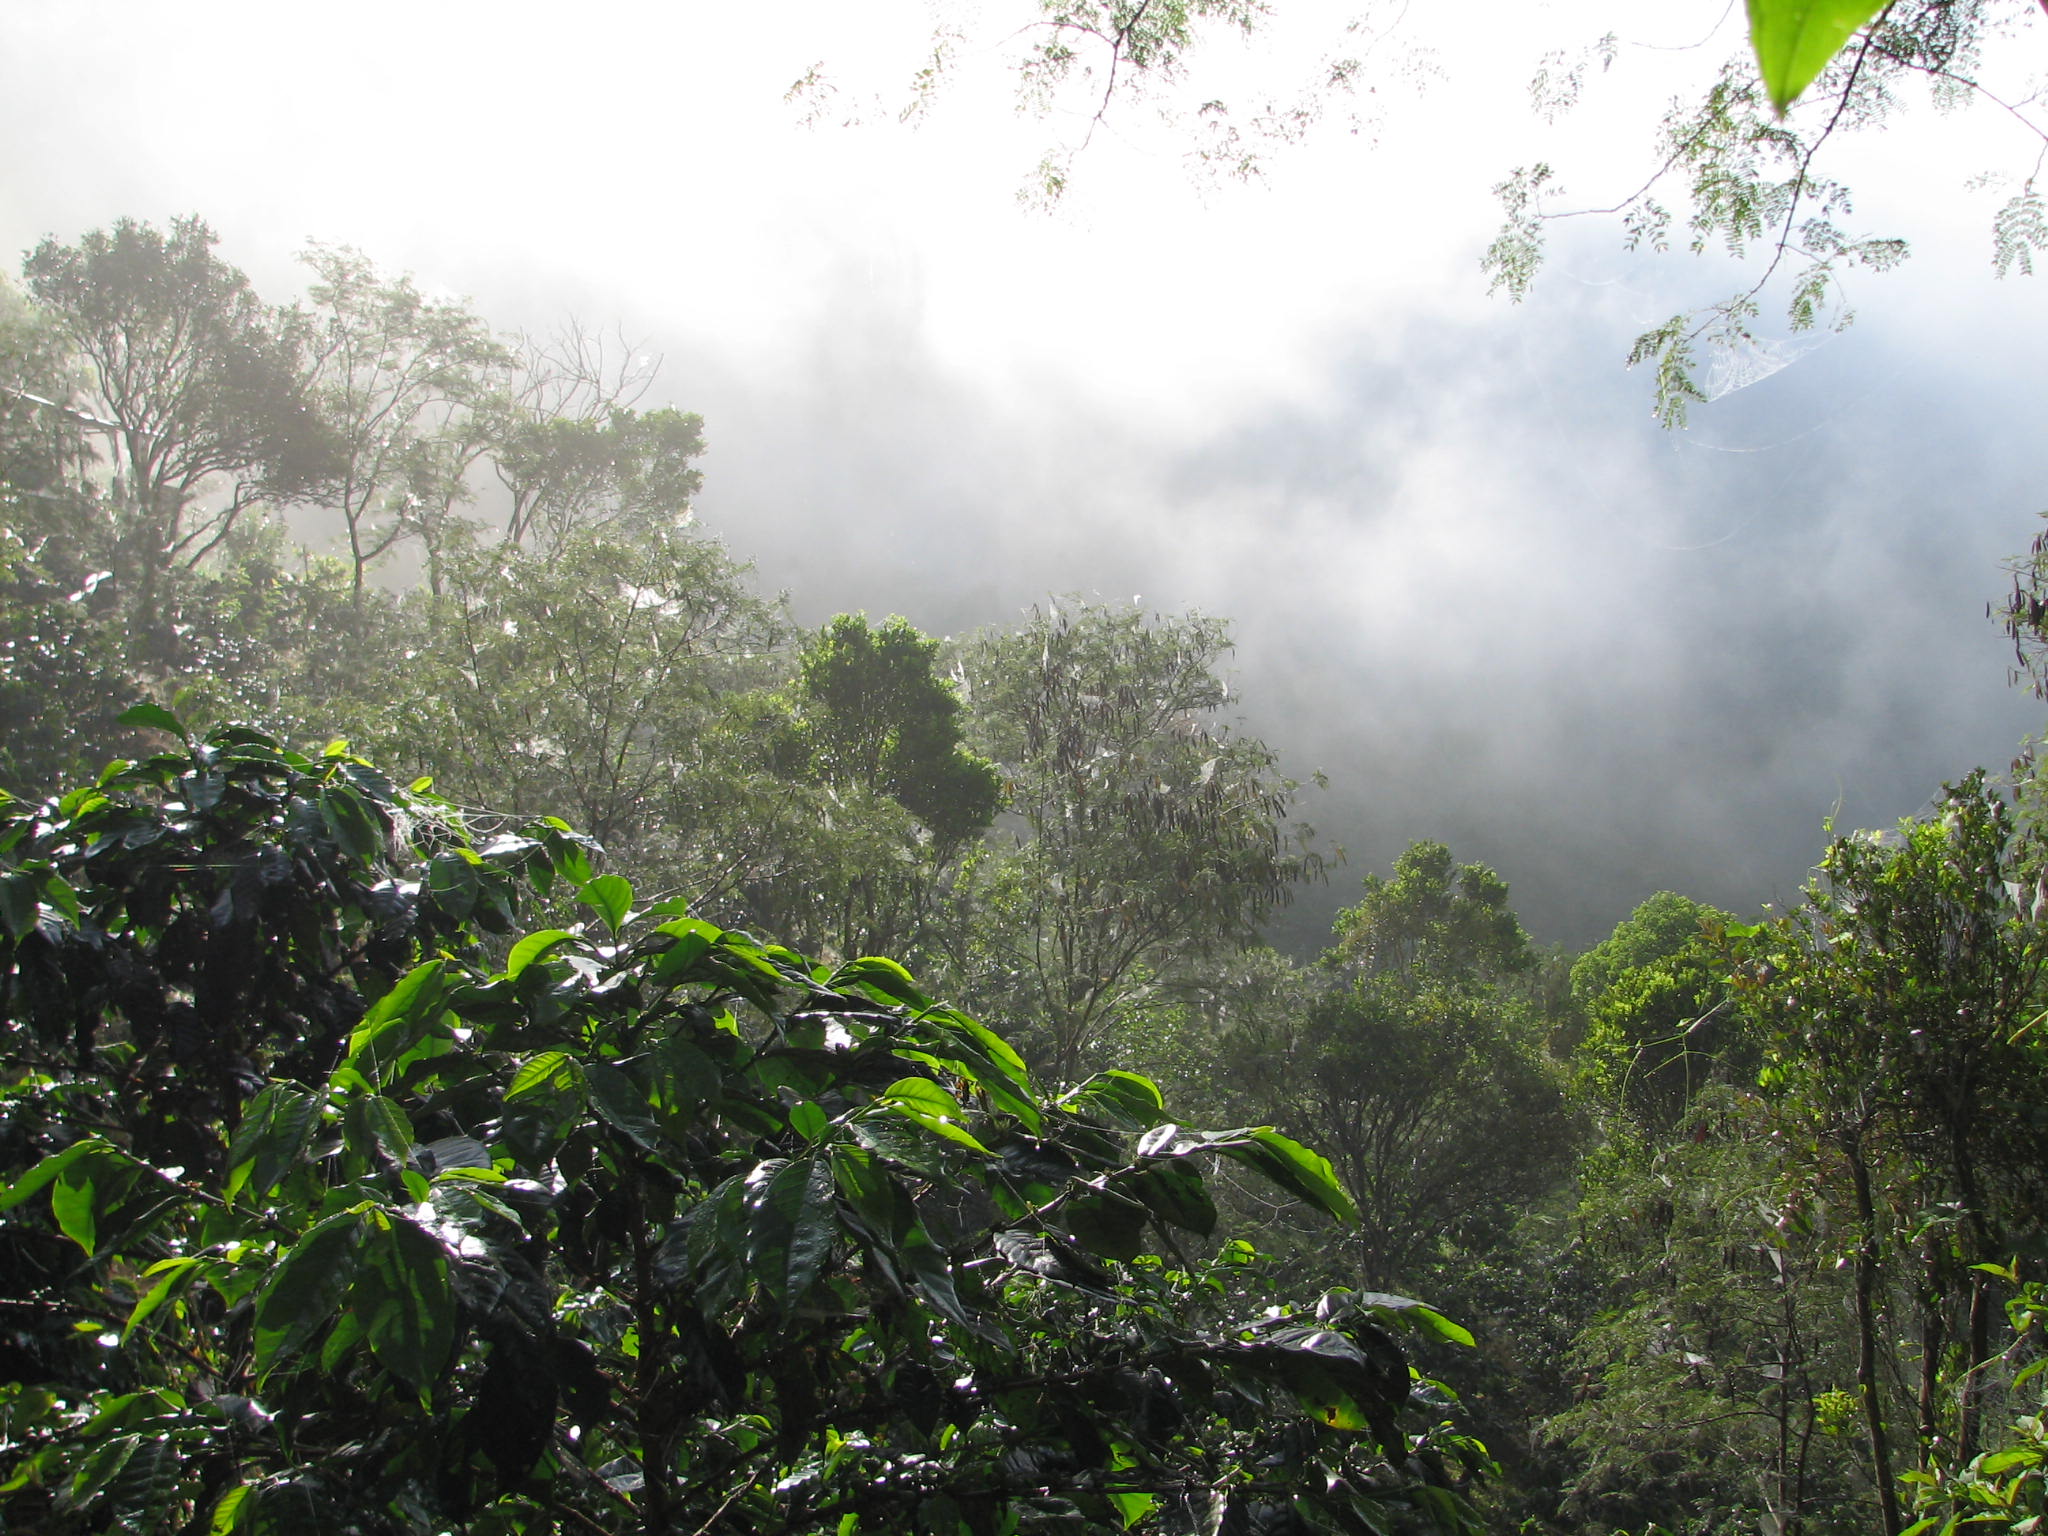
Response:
[1703, 331, 1826, 401]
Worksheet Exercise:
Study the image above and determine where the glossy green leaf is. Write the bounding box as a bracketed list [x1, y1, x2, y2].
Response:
[584, 1060, 661, 1149]
[123, 1256, 203, 1344]
[352, 1212, 455, 1392]
[1352, 1290, 1476, 1347]
[1746, 0, 1888, 114]
[224, 1084, 320, 1204]
[882, 1102, 991, 1156]
[210, 1484, 257, 1535]
[343, 961, 449, 1085]
[1061, 1070, 1165, 1130]
[789, 1100, 830, 1142]
[51, 1155, 109, 1255]
[830, 955, 929, 1007]
[881, 1077, 967, 1120]
[117, 702, 186, 739]
[506, 928, 576, 979]
[651, 922, 717, 981]
[0, 1138, 111, 1212]
[1208, 1128, 1357, 1223]
[253, 1212, 364, 1378]
[506, 1050, 579, 1100]
[579, 873, 634, 934]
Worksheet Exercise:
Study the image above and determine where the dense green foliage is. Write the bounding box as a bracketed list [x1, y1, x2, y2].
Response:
[0, 718, 1485, 1535]
[9, 210, 2048, 1536]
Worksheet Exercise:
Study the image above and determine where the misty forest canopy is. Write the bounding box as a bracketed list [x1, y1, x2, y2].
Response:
[9, 14, 2048, 1516]
[793, 0, 2048, 426]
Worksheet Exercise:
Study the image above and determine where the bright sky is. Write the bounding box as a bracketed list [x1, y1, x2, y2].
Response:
[5, 0, 2047, 942]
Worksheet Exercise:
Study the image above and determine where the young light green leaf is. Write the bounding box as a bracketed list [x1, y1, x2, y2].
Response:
[578, 873, 634, 934]
[122, 1256, 203, 1344]
[1746, 0, 1888, 115]
[505, 928, 577, 980]
[0, 1138, 111, 1212]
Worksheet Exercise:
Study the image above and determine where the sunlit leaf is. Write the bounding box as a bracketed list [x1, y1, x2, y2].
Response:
[1746, 0, 1888, 114]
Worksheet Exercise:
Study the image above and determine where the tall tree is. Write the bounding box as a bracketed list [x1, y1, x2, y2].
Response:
[1210, 843, 1575, 1292]
[299, 244, 510, 605]
[21, 217, 331, 617]
[960, 600, 1317, 1079]
[1571, 891, 1748, 1138]
[711, 614, 1004, 964]
[489, 323, 707, 555]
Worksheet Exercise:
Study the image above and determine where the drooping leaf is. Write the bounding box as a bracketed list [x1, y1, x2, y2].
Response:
[1207, 1128, 1357, 1223]
[117, 702, 186, 739]
[1061, 1070, 1166, 1131]
[351, 1212, 456, 1392]
[224, 1084, 321, 1204]
[253, 1212, 365, 1378]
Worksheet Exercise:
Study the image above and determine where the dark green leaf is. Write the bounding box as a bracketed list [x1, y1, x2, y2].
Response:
[319, 784, 384, 861]
[0, 870, 39, 939]
[1123, 1160, 1218, 1236]
[1063, 1185, 1150, 1263]
[584, 1060, 660, 1149]
[747, 1156, 839, 1310]
[341, 1094, 415, 1168]
[352, 1212, 455, 1392]
[253, 1212, 365, 1378]
[225, 1084, 321, 1204]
